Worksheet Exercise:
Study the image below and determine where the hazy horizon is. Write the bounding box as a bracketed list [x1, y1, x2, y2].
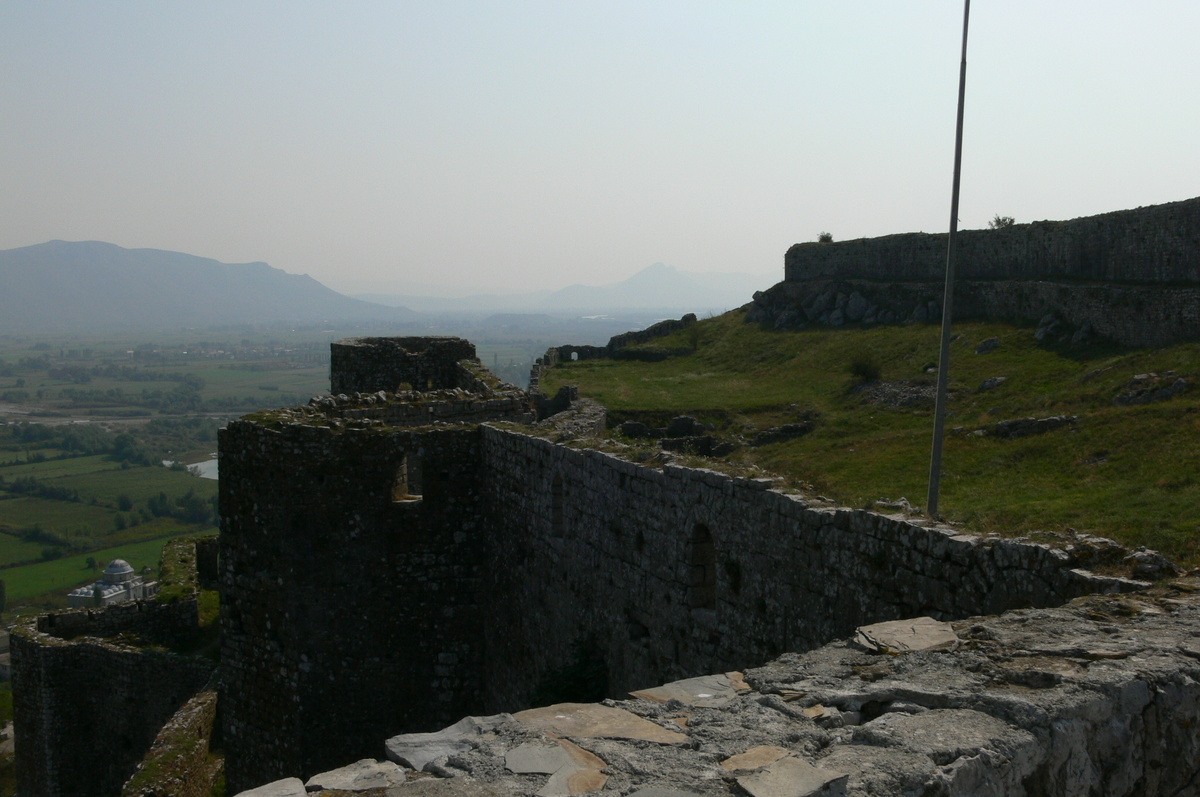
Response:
[3, 2, 1197, 296]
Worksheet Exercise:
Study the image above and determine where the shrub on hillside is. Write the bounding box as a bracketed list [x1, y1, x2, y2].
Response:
[849, 353, 881, 383]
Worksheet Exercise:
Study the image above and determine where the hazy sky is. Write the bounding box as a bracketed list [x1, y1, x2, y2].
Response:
[2, 2, 1197, 296]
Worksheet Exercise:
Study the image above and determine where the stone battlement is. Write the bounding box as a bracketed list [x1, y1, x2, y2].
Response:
[751, 196, 1200, 346]
[785, 197, 1200, 285]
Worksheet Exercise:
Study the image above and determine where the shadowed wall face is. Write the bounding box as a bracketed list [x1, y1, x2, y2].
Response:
[218, 422, 487, 791]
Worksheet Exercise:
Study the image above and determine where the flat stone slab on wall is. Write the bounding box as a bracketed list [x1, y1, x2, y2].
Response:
[254, 579, 1200, 797]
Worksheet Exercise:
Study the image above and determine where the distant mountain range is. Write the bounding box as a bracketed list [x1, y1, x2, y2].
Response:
[357, 262, 774, 315]
[0, 241, 774, 336]
[0, 240, 413, 332]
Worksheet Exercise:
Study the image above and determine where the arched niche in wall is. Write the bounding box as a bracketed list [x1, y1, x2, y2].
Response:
[689, 523, 717, 611]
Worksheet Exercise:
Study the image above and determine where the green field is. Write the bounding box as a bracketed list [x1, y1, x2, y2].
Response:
[542, 311, 1200, 565]
[0, 330, 327, 612]
[0, 496, 116, 535]
[0, 424, 219, 611]
[2, 536, 193, 604]
[56, 466, 218, 506]
[0, 533, 53, 568]
[0, 453, 117, 479]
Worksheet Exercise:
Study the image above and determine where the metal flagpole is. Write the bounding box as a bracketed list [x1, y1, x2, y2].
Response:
[927, 0, 971, 517]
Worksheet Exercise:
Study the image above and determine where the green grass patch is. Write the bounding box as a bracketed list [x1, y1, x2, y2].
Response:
[0, 496, 115, 535]
[0, 532, 61, 568]
[543, 311, 1200, 565]
[0, 453, 117, 479]
[64, 465, 217, 507]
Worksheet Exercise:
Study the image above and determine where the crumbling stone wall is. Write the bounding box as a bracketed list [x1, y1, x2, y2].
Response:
[120, 687, 221, 797]
[753, 196, 1200, 346]
[532, 313, 698, 383]
[11, 635, 214, 797]
[330, 336, 478, 393]
[33, 597, 198, 647]
[12, 536, 216, 797]
[785, 197, 1200, 284]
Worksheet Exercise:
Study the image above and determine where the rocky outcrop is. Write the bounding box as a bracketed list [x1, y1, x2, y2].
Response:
[975, 415, 1078, 439]
[1114, 374, 1190, 406]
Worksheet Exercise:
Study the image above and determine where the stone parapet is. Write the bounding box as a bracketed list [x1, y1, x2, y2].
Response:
[252, 582, 1200, 797]
[785, 196, 1200, 285]
[755, 196, 1200, 346]
[476, 427, 1142, 713]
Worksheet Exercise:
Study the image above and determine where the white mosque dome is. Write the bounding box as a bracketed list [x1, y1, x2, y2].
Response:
[103, 558, 136, 583]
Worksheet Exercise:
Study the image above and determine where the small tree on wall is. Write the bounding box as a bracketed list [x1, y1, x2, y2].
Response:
[988, 215, 1015, 229]
[817, 232, 834, 243]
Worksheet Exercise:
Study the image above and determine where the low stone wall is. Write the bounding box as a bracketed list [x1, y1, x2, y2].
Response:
[293, 388, 533, 427]
[531, 313, 699, 391]
[35, 599, 199, 647]
[606, 313, 697, 350]
[454, 358, 524, 395]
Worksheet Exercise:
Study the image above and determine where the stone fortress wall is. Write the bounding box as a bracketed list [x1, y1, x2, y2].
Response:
[750, 196, 1200, 346]
[18, 197, 1200, 796]
[11, 535, 218, 797]
[219, 337, 1147, 793]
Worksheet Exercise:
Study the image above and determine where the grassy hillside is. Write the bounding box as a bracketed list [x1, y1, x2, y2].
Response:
[541, 310, 1200, 566]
